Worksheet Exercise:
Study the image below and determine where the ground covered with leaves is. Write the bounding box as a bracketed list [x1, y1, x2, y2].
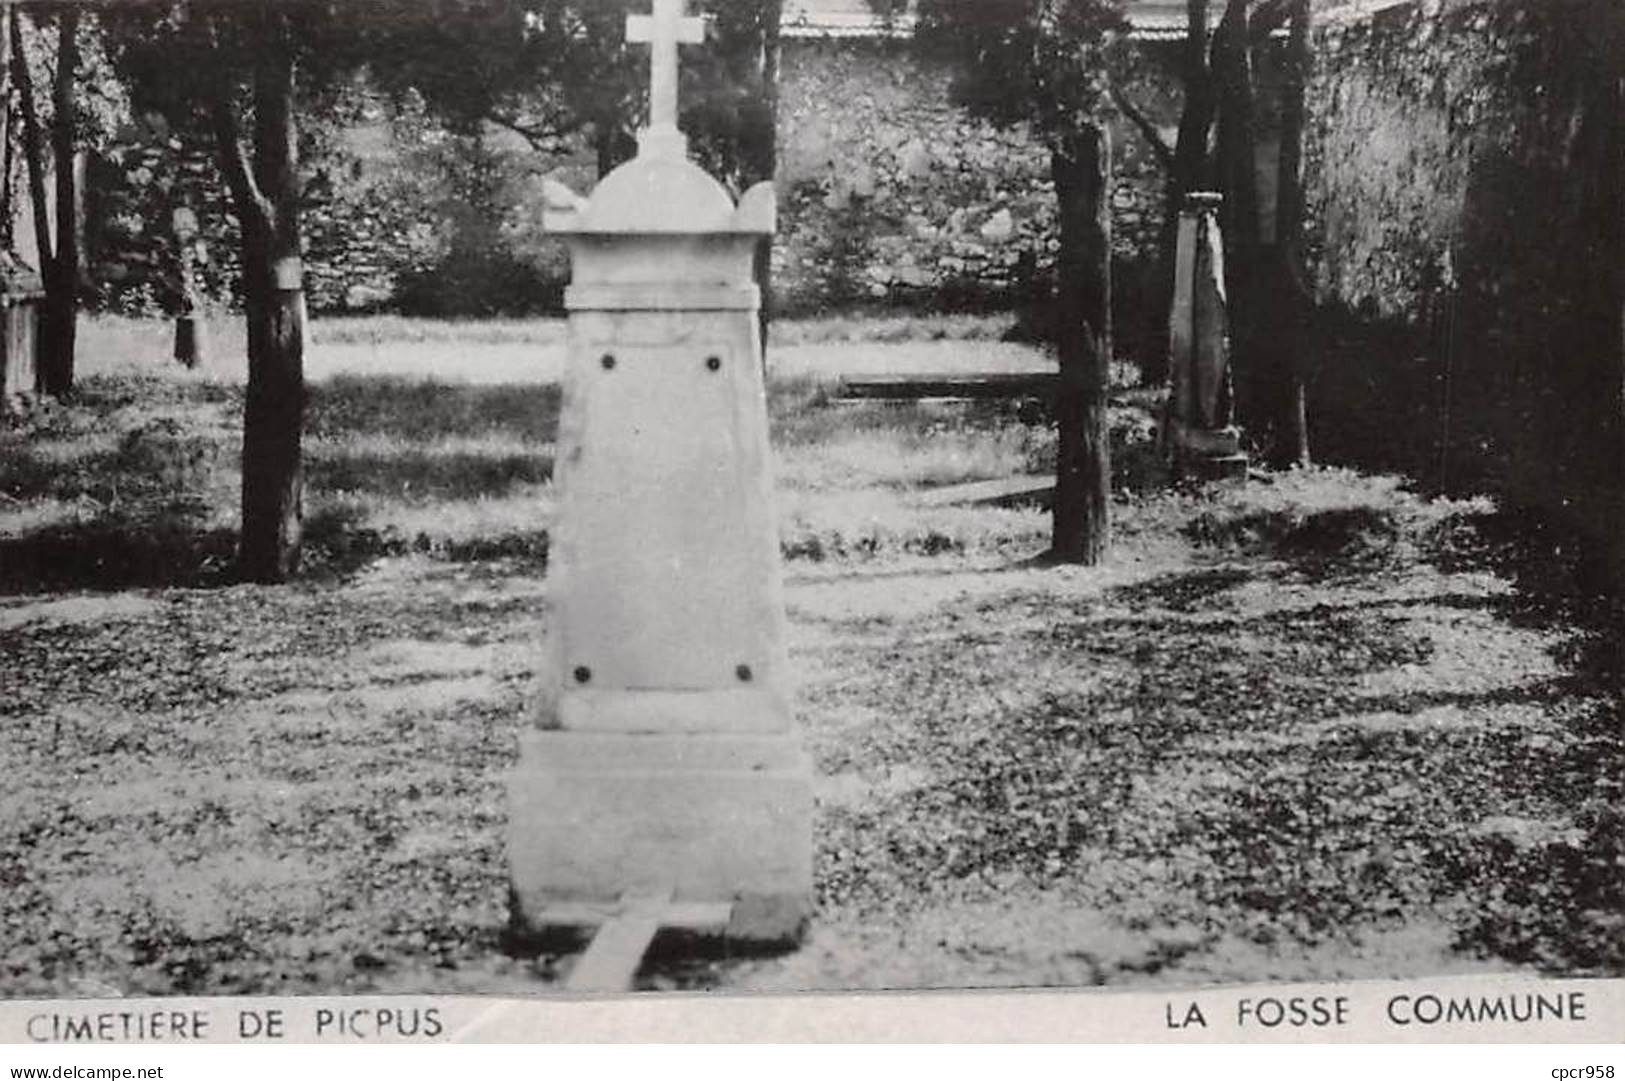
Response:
[1, 320, 1620, 995]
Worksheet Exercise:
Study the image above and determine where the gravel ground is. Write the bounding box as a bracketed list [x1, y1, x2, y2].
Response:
[1, 469, 1619, 996]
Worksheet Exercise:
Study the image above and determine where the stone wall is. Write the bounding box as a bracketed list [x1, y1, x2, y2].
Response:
[1302, 0, 1623, 583]
[81, 37, 1176, 327]
[774, 35, 1171, 332]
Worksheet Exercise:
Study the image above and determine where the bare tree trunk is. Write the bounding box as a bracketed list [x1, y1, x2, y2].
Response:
[1618, 64, 1625, 592]
[213, 26, 305, 583]
[0, 0, 12, 252]
[243, 44, 304, 583]
[1212, 0, 1263, 439]
[1049, 121, 1113, 564]
[1173, 0, 1216, 199]
[1571, 8, 1624, 591]
[705, 0, 782, 365]
[593, 123, 635, 179]
[10, 8, 44, 263]
[1212, 0, 1259, 252]
[751, 0, 781, 363]
[10, 4, 51, 395]
[44, 4, 78, 398]
[1267, 0, 1312, 467]
[1606, 61, 1624, 592]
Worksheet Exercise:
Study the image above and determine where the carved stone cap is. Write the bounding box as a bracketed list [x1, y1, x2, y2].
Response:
[544, 154, 775, 237]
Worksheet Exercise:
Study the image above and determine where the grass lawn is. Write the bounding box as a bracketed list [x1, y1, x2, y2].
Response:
[0, 315, 1619, 995]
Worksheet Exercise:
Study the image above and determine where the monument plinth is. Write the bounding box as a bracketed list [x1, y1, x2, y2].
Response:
[1166, 191, 1248, 481]
[507, 0, 812, 956]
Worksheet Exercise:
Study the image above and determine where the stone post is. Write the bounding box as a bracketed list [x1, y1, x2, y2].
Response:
[171, 206, 206, 370]
[0, 250, 43, 412]
[506, 1, 812, 949]
[1167, 191, 1247, 480]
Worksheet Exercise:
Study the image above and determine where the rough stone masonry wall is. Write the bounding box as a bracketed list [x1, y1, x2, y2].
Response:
[1302, 0, 1624, 583]
[99, 40, 1172, 327]
[774, 35, 1169, 335]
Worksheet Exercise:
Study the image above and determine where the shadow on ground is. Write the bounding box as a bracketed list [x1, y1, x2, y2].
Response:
[755, 497, 1625, 990]
[306, 377, 561, 444]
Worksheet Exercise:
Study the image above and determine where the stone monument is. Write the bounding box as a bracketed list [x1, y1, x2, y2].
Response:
[1166, 191, 1247, 480]
[171, 206, 207, 370]
[0, 251, 43, 412]
[507, 0, 813, 968]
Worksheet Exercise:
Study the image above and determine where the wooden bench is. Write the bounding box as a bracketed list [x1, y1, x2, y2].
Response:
[836, 372, 1058, 401]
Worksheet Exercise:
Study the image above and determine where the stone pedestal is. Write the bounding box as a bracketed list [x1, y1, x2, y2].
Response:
[507, 139, 812, 947]
[1167, 192, 1247, 480]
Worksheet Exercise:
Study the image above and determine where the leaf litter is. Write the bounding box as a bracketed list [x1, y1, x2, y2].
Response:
[0, 471, 1620, 995]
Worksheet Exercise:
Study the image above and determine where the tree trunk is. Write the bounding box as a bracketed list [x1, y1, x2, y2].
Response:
[1212, 0, 1259, 248]
[1212, 0, 1263, 440]
[1267, 0, 1312, 467]
[1049, 121, 1113, 564]
[751, 0, 781, 363]
[10, 7, 45, 264]
[1617, 64, 1625, 592]
[1570, 9, 1624, 591]
[593, 123, 636, 179]
[238, 217, 304, 584]
[10, 6, 51, 395]
[42, 5, 78, 398]
[706, 0, 782, 365]
[1173, 0, 1216, 200]
[222, 36, 305, 584]
[0, 1, 12, 252]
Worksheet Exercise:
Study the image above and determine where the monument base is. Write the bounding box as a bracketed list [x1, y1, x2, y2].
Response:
[507, 729, 814, 949]
[1191, 452, 1250, 482]
[1169, 421, 1249, 483]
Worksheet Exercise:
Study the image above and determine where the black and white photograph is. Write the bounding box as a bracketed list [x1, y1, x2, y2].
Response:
[0, 0, 1620, 1021]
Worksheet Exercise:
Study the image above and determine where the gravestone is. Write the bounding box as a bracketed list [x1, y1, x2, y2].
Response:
[507, 0, 813, 963]
[1165, 191, 1247, 480]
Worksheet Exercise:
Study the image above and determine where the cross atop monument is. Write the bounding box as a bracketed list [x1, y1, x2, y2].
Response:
[626, 0, 705, 155]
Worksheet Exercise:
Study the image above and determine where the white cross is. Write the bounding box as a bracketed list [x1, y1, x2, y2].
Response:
[626, 0, 705, 136]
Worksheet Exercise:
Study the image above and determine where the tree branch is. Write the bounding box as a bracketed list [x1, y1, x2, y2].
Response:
[484, 108, 577, 153]
[250, 29, 296, 228]
[202, 15, 271, 231]
[1110, 84, 1175, 174]
[208, 94, 271, 232]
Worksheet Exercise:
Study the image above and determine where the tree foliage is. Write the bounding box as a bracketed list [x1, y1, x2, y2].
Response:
[350, 0, 779, 337]
[363, 0, 637, 165]
[361, 0, 778, 182]
[916, 0, 1125, 134]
